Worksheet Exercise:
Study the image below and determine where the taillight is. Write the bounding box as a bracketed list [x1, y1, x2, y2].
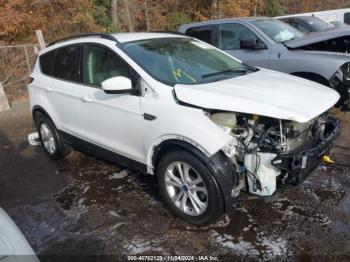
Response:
[28, 77, 34, 83]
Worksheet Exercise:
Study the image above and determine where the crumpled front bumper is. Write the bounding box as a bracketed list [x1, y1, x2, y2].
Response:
[271, 117, 341, 185]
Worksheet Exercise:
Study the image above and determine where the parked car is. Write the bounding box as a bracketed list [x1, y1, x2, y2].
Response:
[330, 20, 348, 28]
[29, 33, 340, 225]
[179, 18, 350, 110]
[278, 16, 335, 33]
[0, 208, 39, 262]
[276, 8, 350, 25]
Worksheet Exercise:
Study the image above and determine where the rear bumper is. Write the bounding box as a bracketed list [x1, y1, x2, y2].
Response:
[271, 117, 341, 185]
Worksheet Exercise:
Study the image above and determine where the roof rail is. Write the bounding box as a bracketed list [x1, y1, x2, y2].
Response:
[153, 31, 186, 36]
[47, 33, 118, 47]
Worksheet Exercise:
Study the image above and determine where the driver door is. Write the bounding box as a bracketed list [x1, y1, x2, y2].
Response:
[219, 23, 270, 68]
[78, 44, 145, 163]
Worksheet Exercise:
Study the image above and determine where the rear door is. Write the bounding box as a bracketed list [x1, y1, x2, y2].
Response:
[78, 44, 145, 163]
[185, 25, 219, 47]
[39, 44, 84, 136]
[218, 23, 270, 68]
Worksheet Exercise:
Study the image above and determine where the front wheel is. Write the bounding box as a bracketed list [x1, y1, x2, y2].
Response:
[157, 151, 224, 225]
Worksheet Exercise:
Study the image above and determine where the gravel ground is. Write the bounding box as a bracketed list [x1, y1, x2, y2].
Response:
[1, 99, 350, 261]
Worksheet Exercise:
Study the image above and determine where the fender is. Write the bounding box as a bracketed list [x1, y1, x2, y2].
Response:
[151, 139, 239, 212]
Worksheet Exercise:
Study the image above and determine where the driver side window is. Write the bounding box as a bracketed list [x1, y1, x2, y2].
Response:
[219, 23, 259, 50]
[83, 44, 136, 87]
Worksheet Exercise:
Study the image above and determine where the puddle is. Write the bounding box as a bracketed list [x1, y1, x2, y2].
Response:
[208, 207, 291, 259]
[53, 153, 160, 212]
[312, 188, 346, 204]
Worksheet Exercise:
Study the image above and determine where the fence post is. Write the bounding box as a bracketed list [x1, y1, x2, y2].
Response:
[23, 45, 31, 76]
[0, 81, 10, 112]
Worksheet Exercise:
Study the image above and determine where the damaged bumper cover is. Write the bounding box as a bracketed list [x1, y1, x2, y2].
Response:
[271, 117, 341, 185]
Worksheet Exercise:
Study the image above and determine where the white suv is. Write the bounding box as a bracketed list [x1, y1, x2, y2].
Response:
[29, 33, 341, 225]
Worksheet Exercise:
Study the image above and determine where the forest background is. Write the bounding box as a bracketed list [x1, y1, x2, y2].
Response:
[1, 0, 349, 45]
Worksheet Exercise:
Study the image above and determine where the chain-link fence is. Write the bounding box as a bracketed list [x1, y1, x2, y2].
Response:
[0, 44, 39, 101]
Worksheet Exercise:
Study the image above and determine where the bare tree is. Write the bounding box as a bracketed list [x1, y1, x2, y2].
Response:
[111, 0, 118, 30]
[144, 0, 150, 31]
[253, 0, 258, 16]
[123, 0, 134, 32]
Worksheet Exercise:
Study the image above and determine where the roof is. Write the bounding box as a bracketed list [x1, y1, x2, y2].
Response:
[47, 32, 188, 48]
[112, 32, 188, 43]
[179, 17, 269, 31]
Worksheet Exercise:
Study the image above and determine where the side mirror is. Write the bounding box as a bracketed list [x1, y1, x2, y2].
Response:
[101, 76, 136, 94]
[240, 38, 267, 50]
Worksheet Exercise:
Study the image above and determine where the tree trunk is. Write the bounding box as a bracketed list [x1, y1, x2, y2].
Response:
[144, 0, 150, 31]
[216, 0, 220, 19]
[123, 0, 134, 32]
[111, 0, 118, 30]
[253, 0, 258, 16]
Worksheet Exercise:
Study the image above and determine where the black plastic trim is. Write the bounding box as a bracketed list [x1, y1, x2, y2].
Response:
[59, 130, 147, 173]
[48, 33, 119, 47]
[143, 113, 157, 121]
[272, 117, 341, 185]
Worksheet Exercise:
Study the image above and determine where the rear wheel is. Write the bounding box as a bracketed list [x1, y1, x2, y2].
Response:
[157, 150, 224, 225]
[34, 112, 70, 159]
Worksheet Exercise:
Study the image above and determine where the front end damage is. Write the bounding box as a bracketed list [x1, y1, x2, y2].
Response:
[208, 111, 341, 197]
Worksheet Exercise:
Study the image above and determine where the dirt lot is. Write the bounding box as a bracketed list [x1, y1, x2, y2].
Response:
[1, 99, 350, 261]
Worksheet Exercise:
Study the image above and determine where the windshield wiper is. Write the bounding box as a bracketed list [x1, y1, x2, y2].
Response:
[201, 68, 257, 79]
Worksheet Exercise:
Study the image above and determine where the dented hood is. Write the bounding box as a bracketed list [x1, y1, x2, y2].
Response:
[174, 69, 339, 123]
[284, 27, 350, 49]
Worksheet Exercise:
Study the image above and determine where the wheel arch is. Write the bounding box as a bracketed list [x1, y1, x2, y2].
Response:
[151, 139, 239, 213]
[291, 72, 330, 86]
[32, 105, 55, 128]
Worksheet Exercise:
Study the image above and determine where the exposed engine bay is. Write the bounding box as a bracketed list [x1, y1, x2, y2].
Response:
[295, 36, 350, 53]
[208, 111, 340, 196]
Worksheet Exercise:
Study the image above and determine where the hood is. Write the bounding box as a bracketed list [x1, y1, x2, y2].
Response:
[284, 27, 350, 49]
[174, 69, 339, 123]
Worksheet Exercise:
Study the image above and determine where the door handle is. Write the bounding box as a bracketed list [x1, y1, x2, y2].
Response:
[143, 113, 157, 121]
[45, 86, 53, 92]
[81, 95, 93, 103]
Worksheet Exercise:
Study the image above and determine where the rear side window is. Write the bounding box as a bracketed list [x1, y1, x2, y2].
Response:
[39, 51, 55, 76]
[185, 25, 218, 46]
[344, 13, 350, 25]
[53, 45, 81, 82]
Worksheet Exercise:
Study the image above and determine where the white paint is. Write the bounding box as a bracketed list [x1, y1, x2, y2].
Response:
[101, 76, 132, 92]
[0, 208, 39, 259]
[245, 152, 281, 196]
[277, 8, 350, 23]
[175, 68, 339, 123]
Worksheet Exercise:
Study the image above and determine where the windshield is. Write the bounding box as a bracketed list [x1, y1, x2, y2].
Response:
[302, 17, 334, 32]
[252, 19, 305, 43]
[121, 38, 256, 86]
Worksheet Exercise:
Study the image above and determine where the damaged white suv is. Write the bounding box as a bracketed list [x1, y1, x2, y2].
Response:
[29, 33, 341, 225]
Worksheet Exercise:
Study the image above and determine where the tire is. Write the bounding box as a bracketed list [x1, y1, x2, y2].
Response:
[157, 150, 224, 225]
[34, 112, 71, 160]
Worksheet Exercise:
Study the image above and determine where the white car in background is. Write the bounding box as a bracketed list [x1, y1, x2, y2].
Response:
[28, 33, 340, 225]
[277, 8, 350, 25]
[0, 208, 39, 262]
